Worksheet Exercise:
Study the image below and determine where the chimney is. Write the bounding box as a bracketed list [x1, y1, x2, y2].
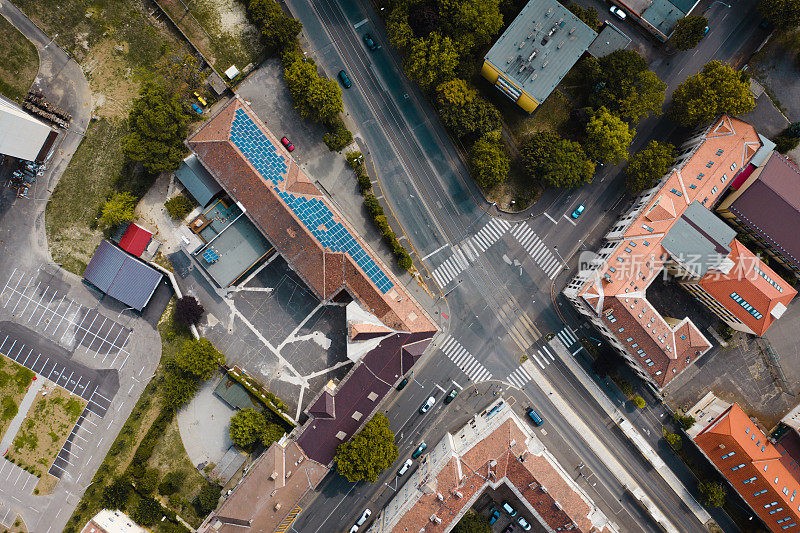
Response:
[430, 515, 442, 524]
[436, 492, 444, 501]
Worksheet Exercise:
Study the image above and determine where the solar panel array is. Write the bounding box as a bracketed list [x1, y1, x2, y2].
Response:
[229, 108, 395, 294]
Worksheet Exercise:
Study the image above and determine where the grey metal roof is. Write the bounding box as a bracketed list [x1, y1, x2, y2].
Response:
[662, 201, 737, 277]
[640, 0, 687, 39]
[483, 0, 597, 104]
[0, 97, 54, 162]
[588, 23, 631, 58]
[83, 240, 162, 311]
[175, 153, 223, 207]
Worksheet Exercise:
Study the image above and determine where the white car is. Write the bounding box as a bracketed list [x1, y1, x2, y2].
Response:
[419, 396, 436, 414]
[609, 5, 627, 20]
[397, 459, 413, 476]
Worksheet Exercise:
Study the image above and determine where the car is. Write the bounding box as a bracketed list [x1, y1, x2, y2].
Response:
[526, 407, 544, 427]
[443, 389, 458, 404]
[191, 103, 203, 115]
[571, 204, 585, 219]
[411, 442, 427, 458]
[517, 517, 532, 531]
[396, 377, 409, 390]
[488, 506, 500, 525]
[502, 501, 517, 517]
[609, 5, 627, 20]
[349, 526, 359, 533]
[503, 524, 516, 533]
[280, 136, 295, 152]
[193, 91, 208, 106]
[338, 69, 353, 88]
[363, 33, 379, 51]
[397, 458, 413, 476]
[419, 395, 436, 413]
[703, 25, 710, 36]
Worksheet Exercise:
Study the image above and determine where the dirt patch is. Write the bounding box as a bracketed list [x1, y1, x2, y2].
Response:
[34, 473, 58, 495]
[83, 39, 140, 119]
[0, 514, 27, 533]
[0, 356, 36, 440]
[6, 385, 85, 477]
[0, 15, 39, 103]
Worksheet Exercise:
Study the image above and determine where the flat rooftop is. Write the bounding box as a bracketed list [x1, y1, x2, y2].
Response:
[483, 0, 597, 104]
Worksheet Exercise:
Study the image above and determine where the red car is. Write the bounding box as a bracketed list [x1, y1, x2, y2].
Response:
[281, 136, 295, 152]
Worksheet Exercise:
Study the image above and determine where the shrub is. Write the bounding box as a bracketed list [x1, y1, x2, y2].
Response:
[158, 471, 183, 496]
[174, 296, 205, 327]
[665, 432, 682, 450]
[617, 378, 634, 398]
[1, 397, 17, 420]
[698, 480, 727, 507]
[193, 483, 221, 515]
[133, 496, 163, 526]
[346, 151, 363, 168]
[164, 195, 194, 220]
[357, 173, 372, 194]
[101, 476, 132, 509]
[673, 414, 696, 430]
[100, 192, 137, 228]
[323, 119, 353, 152]
[229, 408, 267, 448]
[139, 468, 160, 494]
[363, 195, 382, 218]
[774, 134, 800, 154]
[397, 250, 413, 271]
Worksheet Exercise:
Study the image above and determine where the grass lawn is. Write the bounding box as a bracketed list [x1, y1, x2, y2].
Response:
[157, 0, 264, 75]
[7, 386, 85, 478]
[0, 15, 38, 103]
[0, 356, 35, 443]
[507, 91, 573, 142]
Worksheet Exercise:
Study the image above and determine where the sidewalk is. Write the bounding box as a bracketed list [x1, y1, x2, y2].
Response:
[545, 338, 712, 525]
[0, 378, 43, 454]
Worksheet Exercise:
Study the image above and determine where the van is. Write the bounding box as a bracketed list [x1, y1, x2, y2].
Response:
[502, 501, 517, 517]
[397, 459, 413, 476]
[526, 407, 544, 427]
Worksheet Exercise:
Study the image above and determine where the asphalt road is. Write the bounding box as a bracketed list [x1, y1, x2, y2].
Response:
[285, 0, 768, 531]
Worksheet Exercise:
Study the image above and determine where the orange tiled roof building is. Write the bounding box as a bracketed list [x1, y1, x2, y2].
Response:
[564, 116, 795, 390]
[694, 403, 800, 532]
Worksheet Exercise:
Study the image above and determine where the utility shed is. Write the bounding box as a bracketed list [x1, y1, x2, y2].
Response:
[83, 240, 163, 311]
[175, 153, 222, 207]
[118, 222, 152, 257]
[0, 97, 55, 161]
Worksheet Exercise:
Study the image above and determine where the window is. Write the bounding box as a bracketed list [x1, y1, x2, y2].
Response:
[655, 371, 662, 375]
[642, 224, 654, 232]
[618, 327, 625, 332]
[765, 502, 779, 508]
[706, 161, 714, 168]
[681, 335, 687, 340]
[754, 265, 783, 292]
[711, 186, 718, 194]
[644, 358, 652, 363]
[731, 292, 764, 320]
[670, 188, 683, 197]
[784, 487, 790, 495]
[791, 490, 796, 502]
[697, 173, 705, 179]
[721, 452, 736, 459]
[632, 343, 638, 348]
[782, 524, 797, 530]
[629, 241, 637, 247]
[626, 337, 633, 342]
[754, 489, 768, 496]
[746, 427, 750, 434]
[743, 477, 757, 484]
[617, 257, 625, 263]
[625, 247, 632, 253]
[690, 184, 697, 189]
[721, 174, 728, 183]
[609, 267, 616, 273]
[771, 508, 785, 515]
[716, 148, 724, 155]
[730, 162, 737, 171]
[647, 361, 654, 367]
[643, 241, 650, 246]
[732, 464, 746, 471]
[775, 476, 779, 484]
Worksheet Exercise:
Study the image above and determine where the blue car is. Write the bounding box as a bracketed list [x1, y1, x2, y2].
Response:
[488, 506, 500, 525]
[571, 204, 585, 219]
[191, 103, 203, 115]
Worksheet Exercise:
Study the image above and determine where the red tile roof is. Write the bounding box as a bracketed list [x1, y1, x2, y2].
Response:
[695, 404, 800, 532]
[118, 222, 152, 257]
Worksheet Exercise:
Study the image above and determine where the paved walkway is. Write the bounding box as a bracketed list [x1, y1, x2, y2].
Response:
[0, 378, 42, 454]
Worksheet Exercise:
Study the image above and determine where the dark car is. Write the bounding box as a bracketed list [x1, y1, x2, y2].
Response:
[411, 442, 427, 458]
[443, 389, 457, 404]
[396, 377, 409, 391]
[338, 69, 352, 88]
[526, 407, 544, 427]
[503, 524, 516, 533]
[280, 136, 295, 152]
[363, 33, 379, 51]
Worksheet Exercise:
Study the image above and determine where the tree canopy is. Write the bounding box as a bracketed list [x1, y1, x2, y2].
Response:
[452, 510, 491, 533]
[335, 412, 398, 483]
[403, 32, 459, 91]
[625, 140, 675, 193]
[521, 131, 595, 188]
[670, 61, 755, 127]
[174, 296, 205, 327]
[261, 423, 285, 447]
[670, 16, 708, 51]
[469, 130, 509, 189]
[194, 483, 221, 515]
[174, 338, 224, 381]
[585, 107, 635, 164]
[161, 364, 199, 409]
[248, 0, 303, 50]
[581, 50, 666, 122]
[568, 4, 601, 31]
[698, 480, 727, 507]
[122, 82, 191, 174]
[283, 58, 343, 124]
[439, 0, 504, 51]
[229, 408, 268, 448]
[436, 79, 501, 138]
[100, 192, 137, 228]
[758, 0, 800, 32]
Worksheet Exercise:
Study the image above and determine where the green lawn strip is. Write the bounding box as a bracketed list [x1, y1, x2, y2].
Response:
[6, 387, 84, 478]
[508, 91, 573, 141]
[0, 15, 38, 103]
[0, 356, 35, 440]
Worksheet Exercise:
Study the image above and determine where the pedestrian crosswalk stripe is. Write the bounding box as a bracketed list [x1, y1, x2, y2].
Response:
[506, 366, 532, 388]
[541, 344, 556, 361]
[431, 218, 513, 288]
[438, 335, 492, 383]
[556, 327, 578, 348]
[531, 351, 545, 368]
[510, 222, 563, 279]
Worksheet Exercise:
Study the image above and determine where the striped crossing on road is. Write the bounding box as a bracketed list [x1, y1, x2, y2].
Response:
[438, 335, 492, 383]
[506, 366, 532, 388]
[557, 326, 579, 348]
[529, 344, 556, 369]
[274, 506, 302, 533]
[510, 222, 562, 279]
[431, 218, 511, 287]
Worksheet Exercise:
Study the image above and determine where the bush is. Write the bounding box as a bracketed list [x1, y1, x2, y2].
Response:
[133, 496, 163, 526]
[100, 192, 137, 228]
[774, 134, 800, 154]
[397, 250, 413, 271]
[174, 296, 204, 327]
[158, 471, 183, 496]
[673, 414, 696, 430]
[357, 173, 372, 194]
[363, 195, 382, 218]
[193, 483, 221, 515]
[665, 432, 682, 450]
[346, 151, 363, 168]
[1, 397, 17, 420]
[164, 195, 194, 220]
[101, 476, 132, 509]
[229, 408, 267, 448]
[632, 395, 646, 408]
[139, 468, 160, 494]
[617, 378, 634, 398]
[323, 119, 353, 152]
[698, 480, 727, 507]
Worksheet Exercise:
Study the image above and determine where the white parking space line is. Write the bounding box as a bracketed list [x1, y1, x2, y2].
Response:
[3, 271, 25, 309]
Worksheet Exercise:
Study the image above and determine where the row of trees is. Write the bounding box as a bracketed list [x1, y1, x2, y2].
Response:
[229, 408, 286, 449]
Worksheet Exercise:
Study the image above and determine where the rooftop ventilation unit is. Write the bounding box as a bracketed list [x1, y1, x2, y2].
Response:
[569, 26, 576, 34]
[507, 56, 514, 64]
[528, 31, 534, 39]
[546, 7, 553, 16]
[528, 48, 538, 61]
[518, 64, 526, 74]
[518, 40, 526, 49]
[541, 60, 549, 69]
[557, 41, 565, 49]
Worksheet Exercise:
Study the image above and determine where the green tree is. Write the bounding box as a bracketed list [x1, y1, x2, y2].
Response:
[138, 468, 160, 494]
[404, 32, 459, 91]
[670, 16, 708, 51]
[174, 295, 205, 327]
[164, 195, 194, 220]
[175, 338, 224, 381]
[100, 192, 137, 228]
[582, 50, 666, 122]
[229, 408, 267, 448]
[261, 423, 285, 447]
[161, 367, 199, 409]
[665, 432, 682, 450]
[194, 483, 221, 515]
[632, 395, 647, 408]
[248, 0, 303, 50]
[698, 480, 727, 507]
[122, 82, 191, 174]
[625, 140, 675, 193]
[568, 4, 601, 31]
[101, 476, 132, 509]
[670, 61, 755, 127]
[758, 0, 800, 32]
[335, 412, 398, 483]
[439, 0, 504, 51]
[673, 413, 696, 430]
[158, 472, 183, 496]
[585, 107, 634, 164]
[435, 79, 500, 137]
[469, 131, 509, 189]
[521, 131, 595, 188]
[453, 510, 491, 533]
[387, 4, 414, 50]
[283, 59, 343, 124]
[133, 497, 163, 526]
[323, 118, 353, 152]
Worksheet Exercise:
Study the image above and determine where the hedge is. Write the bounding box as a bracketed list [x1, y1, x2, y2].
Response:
[226, 368, 295, 429]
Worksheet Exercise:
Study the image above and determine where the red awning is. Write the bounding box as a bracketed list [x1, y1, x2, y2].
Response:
[118, 223, 152, 257]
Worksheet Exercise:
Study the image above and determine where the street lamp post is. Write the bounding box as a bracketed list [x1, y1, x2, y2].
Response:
[553, 245, 570, 271]
[455, 202, 496, 242]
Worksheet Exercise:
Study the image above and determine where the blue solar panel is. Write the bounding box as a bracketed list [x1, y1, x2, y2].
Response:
[230, 109, 395, 294]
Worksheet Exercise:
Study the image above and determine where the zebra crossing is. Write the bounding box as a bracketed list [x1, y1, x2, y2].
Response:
[438, 335, 493, 383]
[510, 222, 563, 279]
[506, 365, 532, 388]
[529, 343, 557, 369]
[556, 326, 579, 349]
[431, 218, 511, 287]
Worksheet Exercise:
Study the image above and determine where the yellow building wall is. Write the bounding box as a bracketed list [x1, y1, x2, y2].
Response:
[480, 61, 539, 114]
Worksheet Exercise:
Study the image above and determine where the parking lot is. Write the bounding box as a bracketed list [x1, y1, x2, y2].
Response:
[49, 406, 101, 479]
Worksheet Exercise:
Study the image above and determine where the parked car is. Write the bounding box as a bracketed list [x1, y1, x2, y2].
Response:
[571, 204, 585, 219]
[193, 91, 208, 106]
[349, 508, 371, 532]
[526, 407, 544, 427]
[412, 442, 427, 458]
[397, 458, 413, 476]
[419, 395, 436, 414]
[338, 69, 353, 88]
[191, 103, 203, 115]
[396, 377, 409, 391]
[517, 517, 532, 531]
[363, 33, 379, 51]
[503, 524, 516, 533]
[609, 5, 626, 19]
[502, 501, 517, 517]
[444, 389, 458, 404]
[488, 506, 500, 525]
[280, 136, 295, 152]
